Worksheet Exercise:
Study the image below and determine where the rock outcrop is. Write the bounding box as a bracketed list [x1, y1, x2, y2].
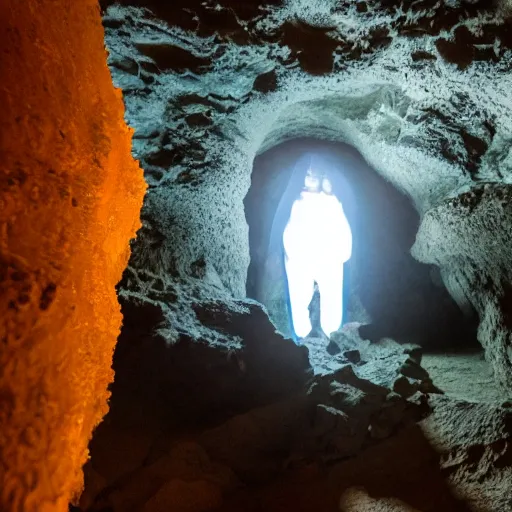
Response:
[413, 183, 512, 388]
[0, 1, 146, 510]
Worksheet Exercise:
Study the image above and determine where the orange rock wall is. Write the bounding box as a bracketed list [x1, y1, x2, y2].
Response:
[0, 1, 146, 510]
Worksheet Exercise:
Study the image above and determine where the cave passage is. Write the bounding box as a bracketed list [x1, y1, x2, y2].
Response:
[283, 168, 353, 339]
[245, 139, 477, 349]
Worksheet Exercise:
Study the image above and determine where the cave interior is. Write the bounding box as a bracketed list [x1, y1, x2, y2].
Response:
[1, 1, 512, 512]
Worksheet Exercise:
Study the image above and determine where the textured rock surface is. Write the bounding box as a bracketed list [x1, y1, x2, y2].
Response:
[4, 1, 512, 510]
[422, 351, 503, 403]
[109, 298, 310, 426]
[413, 183, 512, 388]
[99, 0, 512, 390]
[218, 396, 512, 512]
[79, 329, 439, 511]
[0, 1, 146, 510]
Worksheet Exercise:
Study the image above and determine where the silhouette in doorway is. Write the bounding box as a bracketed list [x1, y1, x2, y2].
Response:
[283, 167, 352, 340]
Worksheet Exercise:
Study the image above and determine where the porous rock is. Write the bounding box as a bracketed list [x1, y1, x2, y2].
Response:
[0, 1, 146, 509]
[100, 2, 512, 389]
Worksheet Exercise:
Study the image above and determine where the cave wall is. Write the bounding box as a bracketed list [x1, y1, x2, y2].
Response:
[0, 2, 146, 510]
[413, 184, 512, 389]
[100, 1, 512, 387]
[245, 138, 475, 346]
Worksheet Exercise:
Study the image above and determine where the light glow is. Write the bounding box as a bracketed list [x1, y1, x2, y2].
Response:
[283, 178, 352, 338]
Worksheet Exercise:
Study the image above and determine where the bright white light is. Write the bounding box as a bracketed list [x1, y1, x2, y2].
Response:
[283, 183, 352, 338]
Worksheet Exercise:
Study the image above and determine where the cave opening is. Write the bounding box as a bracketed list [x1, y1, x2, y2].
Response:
[245, 138, 479, 352]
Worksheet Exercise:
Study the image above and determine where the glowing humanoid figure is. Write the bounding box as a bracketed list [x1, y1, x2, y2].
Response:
[283, 170, 352, 339]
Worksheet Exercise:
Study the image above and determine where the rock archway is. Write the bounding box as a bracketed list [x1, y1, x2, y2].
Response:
[3, 1, 512, 511]
[101, 0, 512, 386]
[245, 137, 476, 346]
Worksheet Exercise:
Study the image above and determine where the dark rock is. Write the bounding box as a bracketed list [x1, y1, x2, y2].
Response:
[326, 339, 342, 355]
[393, 375, 418, 399]
[403, 345, 423, 364]
[109, 56, 139, 75]
[198, 394, 313, 483]
[344, 349, 361, 364]
[411, 50, 437, 62]
[253, 69, 278, 93]
[135, 42, 211, 73]
[418, 378, 444, 395]
[400, 358, 431, 381]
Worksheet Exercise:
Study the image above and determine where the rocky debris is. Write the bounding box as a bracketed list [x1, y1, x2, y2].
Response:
[326, 339, 342, 355]
[195, 359, 425, 483]
[215, 395, 511, 511]
[404, 345, 423, 364]
[307, 328, 441, 396]
[345, 349, 361, 364]
[81, 324, 443, 511]
[400, 357, 430, 381]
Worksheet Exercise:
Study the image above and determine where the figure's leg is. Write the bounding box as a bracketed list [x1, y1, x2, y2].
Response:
[285, 257, 314, 338]
[317, 264, 343, 337]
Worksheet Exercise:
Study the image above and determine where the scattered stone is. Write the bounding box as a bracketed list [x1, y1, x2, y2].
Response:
[399, 358, 431, 381]
[418, 378, 444, 395]
[403, 345, 423, 364]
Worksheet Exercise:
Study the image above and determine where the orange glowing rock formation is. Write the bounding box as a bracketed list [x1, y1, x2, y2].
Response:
[0, 1, 147, 510]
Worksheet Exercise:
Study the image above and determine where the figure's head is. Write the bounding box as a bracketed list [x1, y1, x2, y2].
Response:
[304, 168, 321, 192]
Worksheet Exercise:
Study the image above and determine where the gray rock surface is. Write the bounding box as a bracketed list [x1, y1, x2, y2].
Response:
[82, 328, 440, 511]
[100, 2, 512, 389]
[80, 2, 512, 511]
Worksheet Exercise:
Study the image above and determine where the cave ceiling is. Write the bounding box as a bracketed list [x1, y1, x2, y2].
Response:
[101, 0, 512, 211]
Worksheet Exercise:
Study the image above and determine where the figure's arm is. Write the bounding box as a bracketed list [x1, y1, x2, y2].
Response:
[283, 200, 301, 258]
[330, 199, 352, 262]
[340, 215, 353, 262]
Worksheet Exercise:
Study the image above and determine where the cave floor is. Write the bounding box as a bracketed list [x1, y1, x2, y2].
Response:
[422, 350, 504, 404]
[218, 421, 481, 512]
[80, 335, 511, 512]
[304, 335, 505, 403]
[217, 344, 510, 512]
